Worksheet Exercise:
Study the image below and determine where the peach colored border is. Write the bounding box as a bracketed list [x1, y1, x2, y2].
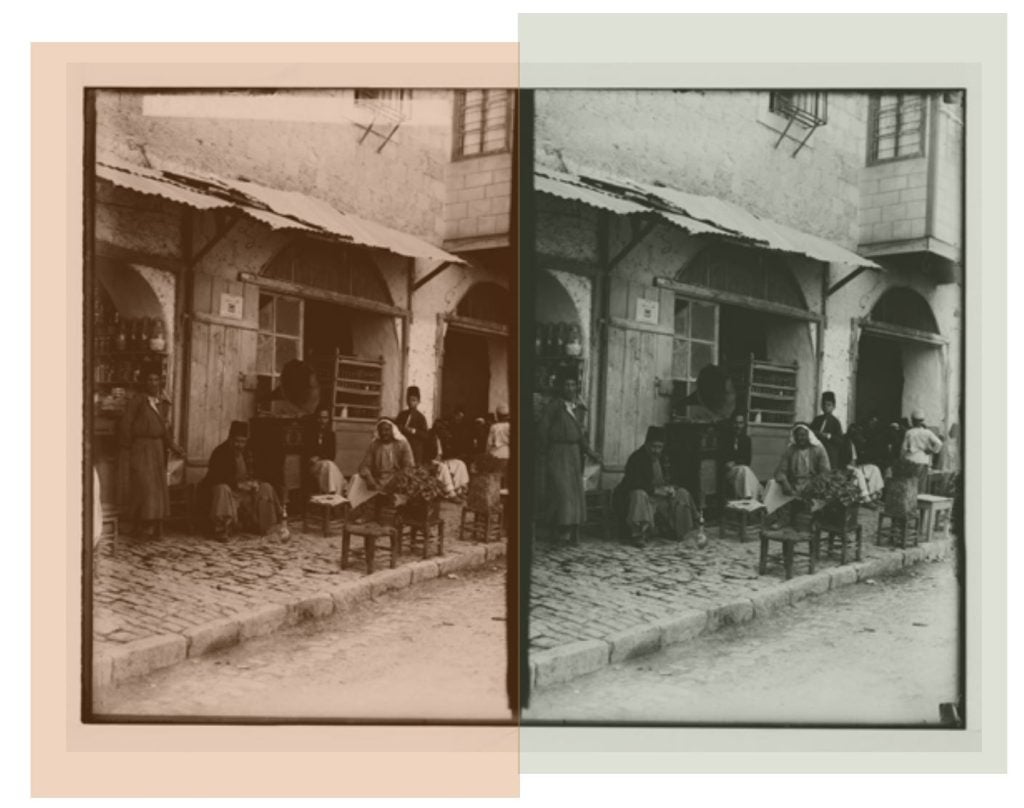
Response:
[32, 43, 518, 797]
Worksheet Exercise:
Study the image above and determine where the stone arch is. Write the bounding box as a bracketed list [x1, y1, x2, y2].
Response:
[868, 285, 940, 334]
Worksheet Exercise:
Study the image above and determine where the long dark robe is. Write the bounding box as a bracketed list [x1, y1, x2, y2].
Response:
[200, 440, 282, 534]
[810, 412, 844, 470]
[118, 393, 171, 522]
[537, 398, 586, 527]
[395, 407, 429, 464]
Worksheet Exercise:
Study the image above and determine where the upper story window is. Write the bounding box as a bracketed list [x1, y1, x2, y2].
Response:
[869, 92, 927, 164]
[354, 89, 412, 117]
[769, 91, 828, 127]
[453, 89, 514, 159]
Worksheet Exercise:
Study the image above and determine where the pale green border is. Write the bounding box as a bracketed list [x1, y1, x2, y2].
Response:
[519, 12, 1006, 774]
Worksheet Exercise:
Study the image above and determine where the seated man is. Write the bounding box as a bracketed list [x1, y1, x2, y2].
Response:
[719, 411, 762, 500]
[347, 418, 415, 512]
[762, 423, 831, 523]
[303, 408, 346, 495]
[202, 420, 286, 540]
[612, 426, 701, 548]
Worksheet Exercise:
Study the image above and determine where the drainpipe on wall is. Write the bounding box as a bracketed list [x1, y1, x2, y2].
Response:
[401, 261, 412, 414]
[925, 94, 940, 242]
[816, 263, 828, 422]
[178, 209, 194, 464]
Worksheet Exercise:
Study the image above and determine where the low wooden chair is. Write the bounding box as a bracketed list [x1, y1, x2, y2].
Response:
[758, 527, 821, 580]
[460, 473, 504, 544]
[341, 501, 402, 574]
[399, 500, 445, 560]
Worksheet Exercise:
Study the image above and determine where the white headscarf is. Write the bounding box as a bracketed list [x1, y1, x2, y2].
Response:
[788, 422, 823, 448]
[375, 417, 411, 449]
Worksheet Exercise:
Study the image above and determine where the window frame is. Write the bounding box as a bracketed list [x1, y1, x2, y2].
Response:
[256, 291, 304, 393]
[867, 92, 929, 166]
[452, 89, 514, 161]
[768, 91, 829, 127]
[353, 88, 412, 118]
[671, 296, 720, 390]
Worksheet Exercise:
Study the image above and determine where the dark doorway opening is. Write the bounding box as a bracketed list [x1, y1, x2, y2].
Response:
[856, 333, 904, 425]
[441, 328, 490, 419]
[304, 299, 354, 411]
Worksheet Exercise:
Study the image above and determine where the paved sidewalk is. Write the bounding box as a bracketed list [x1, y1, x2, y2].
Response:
[93, 501, 506, 690]
[528, 508, 954, 689]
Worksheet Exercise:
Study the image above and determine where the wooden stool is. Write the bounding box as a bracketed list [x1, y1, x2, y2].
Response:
[916, 494, 954, 543]
[305, 494, 349, 537]
[758, 528, 820, 580]
[721, 500, 765, 543]
[460, 508, 503, 543]
[812, 509, 863, 565]
[400, 503, 445, 560]
[341, 521, 401, 574]
[876, 510, 920, 548]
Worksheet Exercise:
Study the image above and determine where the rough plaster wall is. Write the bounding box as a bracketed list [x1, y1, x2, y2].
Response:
[536, 90, 867, 248]
[96, 183, 183, 259]
[536, 195, 600, 266]
[96, 90, 450, 244]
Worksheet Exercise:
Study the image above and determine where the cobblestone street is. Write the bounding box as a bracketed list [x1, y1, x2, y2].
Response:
[524, 554, 959, 725]
[93, 501, 498, 652]
[95, 563, 512, 721]
[529, 509, 944, 651]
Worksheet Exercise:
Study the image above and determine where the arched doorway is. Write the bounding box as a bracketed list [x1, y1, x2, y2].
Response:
[534, 270, 587, 408]
[855, 286, 944, 425]
[441, 282, 510, 419]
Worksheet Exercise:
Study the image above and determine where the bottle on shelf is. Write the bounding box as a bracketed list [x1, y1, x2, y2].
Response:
[565, 323, 583, 357]
[114, 314, 126, 352]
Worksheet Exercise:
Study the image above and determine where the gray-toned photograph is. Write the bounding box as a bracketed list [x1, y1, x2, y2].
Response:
[84, 88, 516, 722]
[524, 89, 964, 725]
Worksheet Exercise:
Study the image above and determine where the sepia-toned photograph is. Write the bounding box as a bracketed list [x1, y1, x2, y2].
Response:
[523, 89, 964, 725]
[84, 87, 517, 722]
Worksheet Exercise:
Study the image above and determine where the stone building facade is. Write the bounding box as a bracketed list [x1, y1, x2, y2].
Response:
[91, 89, 515, 499]
[532, 89, 963, 486]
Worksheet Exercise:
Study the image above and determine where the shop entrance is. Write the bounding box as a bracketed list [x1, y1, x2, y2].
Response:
[855, 333, 904, 424]
[441, 328, 491, 419]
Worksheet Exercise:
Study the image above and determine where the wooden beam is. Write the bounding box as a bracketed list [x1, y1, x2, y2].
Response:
[608, 316, 674, 338]
[860, 320, 946, 347]
[607, 218, 657, 272]
[445, 314, 509, 337]
[238, 272, 409, 319]
[190, 311, 259, 332]
[412, 261, 455, 291]
[654, 277, 822, 322]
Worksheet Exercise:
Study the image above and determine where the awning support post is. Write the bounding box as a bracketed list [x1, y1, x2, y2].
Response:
[827, 266, 871, 297]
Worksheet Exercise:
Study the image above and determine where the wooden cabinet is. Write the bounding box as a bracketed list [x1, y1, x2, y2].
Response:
[730, 356, 799, 426]
[332, 354, 384, 421]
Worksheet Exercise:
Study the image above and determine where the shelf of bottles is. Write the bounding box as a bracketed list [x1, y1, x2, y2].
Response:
[534, 321, 585, 394]
[91, 291, 169, 414]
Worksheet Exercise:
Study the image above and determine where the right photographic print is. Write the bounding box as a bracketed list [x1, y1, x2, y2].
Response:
[522, 89, 964, 726]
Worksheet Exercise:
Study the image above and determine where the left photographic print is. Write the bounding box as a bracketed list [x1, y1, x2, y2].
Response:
[84, 87, 517, 722]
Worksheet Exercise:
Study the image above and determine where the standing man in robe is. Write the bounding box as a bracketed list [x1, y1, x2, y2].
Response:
[395, 385, 429, 465]
[810, 391, 844, 470]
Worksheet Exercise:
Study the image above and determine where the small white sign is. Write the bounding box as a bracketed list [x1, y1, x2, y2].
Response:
[635, 298, 659, 325]
[219, 293, 244, 320]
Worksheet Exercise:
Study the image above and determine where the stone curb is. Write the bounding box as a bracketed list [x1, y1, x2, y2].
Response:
[96, 541, 507, 691]
[530, 538, 950, 692]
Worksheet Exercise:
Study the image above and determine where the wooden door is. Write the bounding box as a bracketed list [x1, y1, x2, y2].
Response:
[441, 327, 491, 418]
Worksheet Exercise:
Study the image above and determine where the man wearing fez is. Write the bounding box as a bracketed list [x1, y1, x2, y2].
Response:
[810, 391, 844, 470]
[613, 425, 701, 548]
[201, 420, 286, 540]
[395, 385, 429, 465]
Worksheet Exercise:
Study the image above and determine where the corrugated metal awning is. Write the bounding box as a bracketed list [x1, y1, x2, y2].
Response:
[537, 167, 881, 270]
[96, 157, 466, 265]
